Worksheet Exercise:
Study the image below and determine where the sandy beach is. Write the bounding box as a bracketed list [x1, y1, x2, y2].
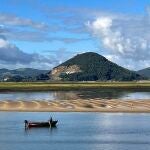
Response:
[0, 99, 150, 112]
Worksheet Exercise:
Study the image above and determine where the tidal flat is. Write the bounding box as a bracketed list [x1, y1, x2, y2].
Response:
[0, 86, 149, 112]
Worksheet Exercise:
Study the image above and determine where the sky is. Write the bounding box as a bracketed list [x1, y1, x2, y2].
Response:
[0, 0, 150, 70]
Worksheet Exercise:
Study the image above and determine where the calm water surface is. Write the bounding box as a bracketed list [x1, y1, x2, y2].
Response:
[0, 89, 149, 101]
[0, 112, 150, 150]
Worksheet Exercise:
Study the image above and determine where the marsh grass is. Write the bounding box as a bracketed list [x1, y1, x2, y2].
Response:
[0, 81, 149, 91]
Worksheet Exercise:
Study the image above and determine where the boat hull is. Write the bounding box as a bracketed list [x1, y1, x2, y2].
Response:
[25, 120, 58, 128]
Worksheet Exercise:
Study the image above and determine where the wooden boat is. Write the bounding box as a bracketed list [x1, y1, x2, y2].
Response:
[24, 119, 58, 128]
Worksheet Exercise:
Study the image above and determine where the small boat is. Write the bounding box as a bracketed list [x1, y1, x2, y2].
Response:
[24, 118, 58, 128]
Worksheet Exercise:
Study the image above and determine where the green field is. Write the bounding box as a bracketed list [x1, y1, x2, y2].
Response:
[0, 82, 149, 91]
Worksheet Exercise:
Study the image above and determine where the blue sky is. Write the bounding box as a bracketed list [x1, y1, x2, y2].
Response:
[0, 0, 150, 70]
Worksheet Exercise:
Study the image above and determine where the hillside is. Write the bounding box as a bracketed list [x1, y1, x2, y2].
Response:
[49, 52, 144, 81]
[0, 68, 49, 81]
[137, 67, 150, 78]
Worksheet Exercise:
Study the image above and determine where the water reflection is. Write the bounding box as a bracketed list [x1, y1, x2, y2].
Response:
[24, 126, 58, 136]
[0, 89, 149, 101]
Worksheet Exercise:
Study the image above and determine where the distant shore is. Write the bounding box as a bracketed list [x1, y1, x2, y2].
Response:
[0, 99, 150, 113]
[0, 82, 149, 91]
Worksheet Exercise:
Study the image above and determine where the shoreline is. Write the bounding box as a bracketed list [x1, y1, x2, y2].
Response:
[0, 99, 150, 113]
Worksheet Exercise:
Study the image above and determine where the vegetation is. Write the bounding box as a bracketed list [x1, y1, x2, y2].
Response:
[0, 82, 149, 91]
[53, 52, 145, 81]
[0, 68, 49, 82]
[137, 67, 150, 78]
[36, 74, 49, 81]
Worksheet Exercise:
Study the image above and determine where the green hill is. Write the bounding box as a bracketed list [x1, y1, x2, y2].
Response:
[0, 68, 49, 81]
[49, 52, 144, 81]
[137, 67, 150, 78]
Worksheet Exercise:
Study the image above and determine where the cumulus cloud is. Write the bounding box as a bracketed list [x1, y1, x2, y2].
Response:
[0, 37, 35, 64]
[104, 54, 149, 70]
[87, 10, 150, 70]
[41, 6, 149, 69]
[0, 36, 59, 69]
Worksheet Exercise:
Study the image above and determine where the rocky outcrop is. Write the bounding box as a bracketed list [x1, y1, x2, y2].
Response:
[50, 65, 82, 80]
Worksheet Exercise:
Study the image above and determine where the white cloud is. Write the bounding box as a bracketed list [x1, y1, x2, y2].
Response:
[0, 38, 9, 48]
[87, 10, 150, 70]
[0, 13, 48, 30]
[0, 36, 59, 69]
[92, 17, 112, 29]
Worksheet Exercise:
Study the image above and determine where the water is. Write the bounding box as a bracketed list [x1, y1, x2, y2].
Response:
[0, 89, 149, 101]
[0, 112, 150, 150]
